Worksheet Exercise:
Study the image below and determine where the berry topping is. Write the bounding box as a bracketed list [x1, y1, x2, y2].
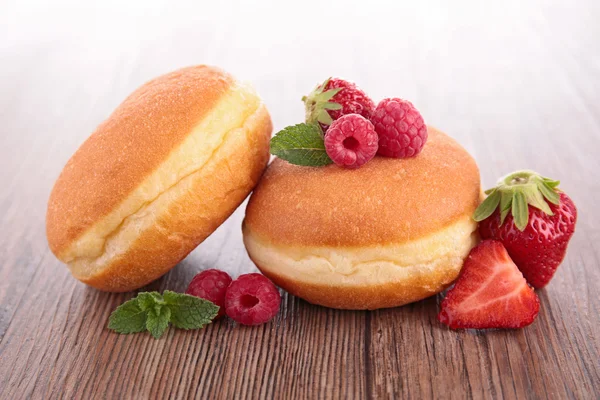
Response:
[438, 240, 540, 330]
[186, 269, 232, 318]
[324, 114, 378, 169]
[475, 170, 577, 288]
[371, 98, 427, 158]
[225, 273, 281, 325]
[302, 78, 375, 130]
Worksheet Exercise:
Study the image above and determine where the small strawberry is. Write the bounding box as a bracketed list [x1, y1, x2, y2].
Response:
[474, 170, 577, 288]
[438, 240, 540, 329]
[302, 78, 375, 131]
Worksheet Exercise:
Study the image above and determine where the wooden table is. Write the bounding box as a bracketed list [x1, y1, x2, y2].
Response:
[1, 1, 598, 398]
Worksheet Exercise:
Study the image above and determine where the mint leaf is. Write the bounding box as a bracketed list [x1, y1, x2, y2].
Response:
[108, 298, 148, 334]
[137, 292, 163, 312]
[270, 123, 333, 167]
[146, 304, 171, 339]
[164, 291, 219, 330]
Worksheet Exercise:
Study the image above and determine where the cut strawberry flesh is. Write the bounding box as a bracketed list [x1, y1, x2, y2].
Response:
[438, 240, 540, 329]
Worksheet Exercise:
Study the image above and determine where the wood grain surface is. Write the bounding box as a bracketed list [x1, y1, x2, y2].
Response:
[1, 1, 599, 399]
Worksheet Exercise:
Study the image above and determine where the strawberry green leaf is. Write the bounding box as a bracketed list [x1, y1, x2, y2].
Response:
[478, 170, 563, 229]
[302, 78, 343, 125]
[473, 189, 500, 221]
[270, 123, 333, 167]
[525, 187, 553, 215]
[323, 102, 342, 110]
[317, 110, 333, 125]
[499, 192, 513, 225]
[539, 181, 560, 205]
[512, 191, 529, 231]
[542, 177, 561, 189]
[318, 87, 342, 102]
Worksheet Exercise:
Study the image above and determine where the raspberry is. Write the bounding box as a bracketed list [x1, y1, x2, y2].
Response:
[323, 78, 375, 122]
[185, 269, 232, 318]
[371, 98, 428, 158]
[225, 273, 281, 325]
[324, 114, 378, 169]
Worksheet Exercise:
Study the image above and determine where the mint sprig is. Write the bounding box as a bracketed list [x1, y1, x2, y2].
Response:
[270, 123, 333, 166]
[108, 291, 219, 339]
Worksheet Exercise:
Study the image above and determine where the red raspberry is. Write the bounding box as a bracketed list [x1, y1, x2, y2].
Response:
[186, 269, 232, 318]
[323, 78, 375, 122]
[225, 273, 281, 325]
[371, 98, 427, 158]
[324, 114, 378, 169]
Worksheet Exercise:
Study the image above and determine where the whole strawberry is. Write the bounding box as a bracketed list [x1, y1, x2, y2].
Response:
[474, 170, 577, 288]
[302, 78, 375, 131]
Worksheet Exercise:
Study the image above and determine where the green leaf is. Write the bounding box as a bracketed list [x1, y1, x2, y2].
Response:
[323, 102, 342, 110]
[137, 292, 163, 311]
[525, 185, 553, 215]
[539, 181, 560, 205]
[499, 192, 513, 225]
[302, 78, 343, 126]
[146, 304, 171, 339]
[512, 191, 529, 231]
[108, 298, 148, 334]
[316, 110, 333, 125]
[270, 123, 333, 166]
[164, 291, 219, 330]
[318, 87, 342, 102]
[542, 177, 561, 189]
[473, 189, 500, 221]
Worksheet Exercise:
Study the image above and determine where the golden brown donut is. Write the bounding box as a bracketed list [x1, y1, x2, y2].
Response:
[243, 127, 480, 310]
[47, 65, 272, 291]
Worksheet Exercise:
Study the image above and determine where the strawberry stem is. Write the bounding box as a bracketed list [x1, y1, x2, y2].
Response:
[302, 78, 342, 128]
[473, 170, 562, 231]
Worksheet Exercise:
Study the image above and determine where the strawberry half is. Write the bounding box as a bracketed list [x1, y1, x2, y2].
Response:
[474, 170, 577, 288]
[438, 240, 540, 329]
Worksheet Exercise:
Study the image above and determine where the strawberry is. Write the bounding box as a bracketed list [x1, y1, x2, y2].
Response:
[474, 170, 577, 288]
[438, 240, 540, 329]
[302, 78, 375, 132]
